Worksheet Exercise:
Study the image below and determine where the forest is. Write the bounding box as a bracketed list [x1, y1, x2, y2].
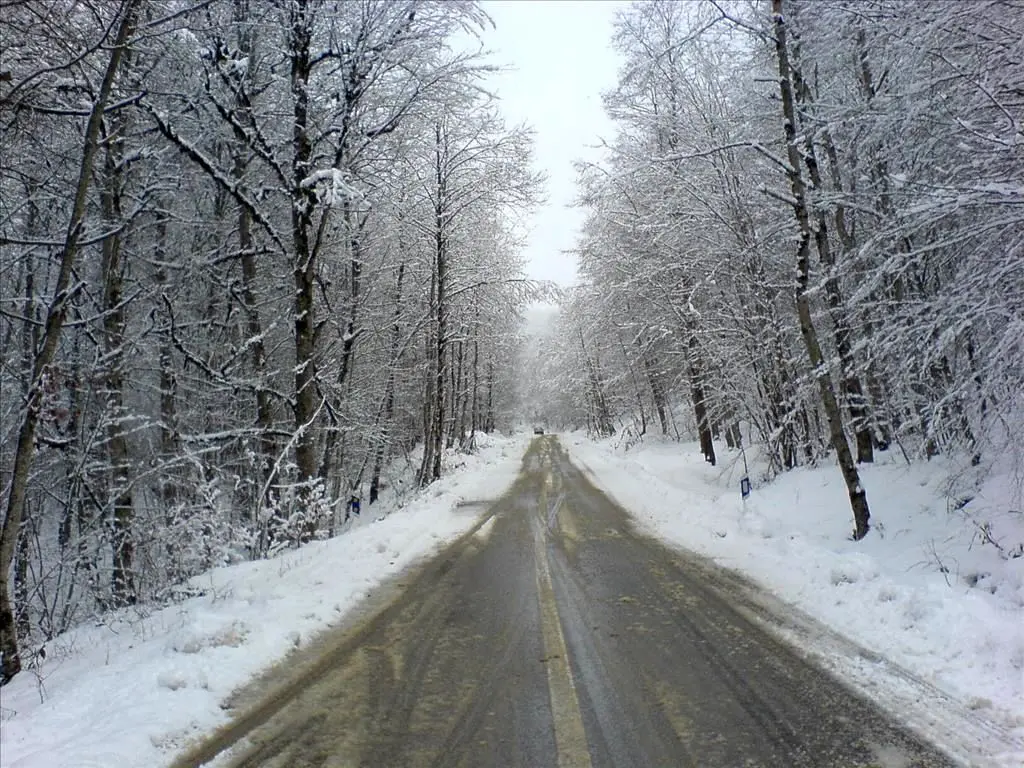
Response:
[2, 0, 1022, 687]
[0, 0, 542, 683]
[529, 0, 1022, 548]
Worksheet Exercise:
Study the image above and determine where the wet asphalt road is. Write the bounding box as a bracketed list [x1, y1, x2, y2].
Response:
[175, 436, 956, 768]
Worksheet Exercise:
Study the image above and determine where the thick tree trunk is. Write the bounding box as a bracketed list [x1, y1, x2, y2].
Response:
[725, 421, 742, 450]
[687, 334, 716, 466]
[430, 209, 448, 481]
[100, 113, 136, 606]
[484, 360, 495, 433]
[289, 0, 320, 537]
[0, 1, 138, 684]
[786, 16, 875, 464]
[773, 0, 870, 540]
[13, 523, 30, 639]
[419, 125, 449, 486]
[790, 84, 874, 464]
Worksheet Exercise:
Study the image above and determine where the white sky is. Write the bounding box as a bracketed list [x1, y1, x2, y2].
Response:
[479, 0, 626, 287]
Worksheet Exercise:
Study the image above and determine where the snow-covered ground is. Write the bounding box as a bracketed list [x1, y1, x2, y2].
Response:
[0, 432, 528, 768]
[565, 433, 1024, 767]
[4, 430, 1022, 767]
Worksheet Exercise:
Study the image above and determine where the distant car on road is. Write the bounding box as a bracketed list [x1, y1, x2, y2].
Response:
[533, 426, 545, 435]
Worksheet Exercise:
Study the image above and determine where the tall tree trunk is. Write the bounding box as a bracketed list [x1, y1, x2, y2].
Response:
[289, 0, 320, 537]
[773, 0, 870, 540]
[153, 210, 184, 581]
[420, 270, 438, 480]
[154, 213, 179, 510]
[238, 199, 276, 504]
[446, 340, 459, 449]
[99, 88, 136, 608]
[370, 264, 405, 504]
[640, 340, 670, 436]
[13, 521, 30, 640]
[14, 216, 39, 642]
[788, 56, 874, 464]
[484, 359, 495, 433]
[578, 329, 615, 437]
[616, 326, 647, 436]
[319, 201, 363, 490]
[469, 306, 481, 441]
[455, 338, 469, 447]
[419, 124, 449, 486]
[0, 1, 138, 684]
[687, 333, 716, 466]
[429, 205, 448, 481]
[231, 0, 276, 513]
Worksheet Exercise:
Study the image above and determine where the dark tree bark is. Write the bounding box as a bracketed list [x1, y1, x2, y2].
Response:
[773, 0, 870, 540]
[788, 55, 874, 465]
[469, 305, 481, 442]
[370, 264, 405, 504]
[687, 333, 716, 466]
[230, 0, 276, 512]
[484, 360, 496, 433]
[319, 201, 365, 493]
[99, 100, 136, 607]
[0, 0, 139, 685]
[13, 522, 30, 639]
[288, 0, 320, 537]
[419, 123, 451, 486]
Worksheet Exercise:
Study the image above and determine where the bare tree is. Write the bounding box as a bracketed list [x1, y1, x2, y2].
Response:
[0, 0, 140, 685]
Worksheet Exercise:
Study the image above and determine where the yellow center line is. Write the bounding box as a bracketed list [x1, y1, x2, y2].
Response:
[534, 468, 592, 768]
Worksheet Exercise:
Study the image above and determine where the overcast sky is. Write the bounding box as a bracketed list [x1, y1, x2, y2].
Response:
[478, 1, 627, 287]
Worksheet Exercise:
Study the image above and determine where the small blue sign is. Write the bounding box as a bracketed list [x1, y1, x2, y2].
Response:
[740, 477, 751, 499]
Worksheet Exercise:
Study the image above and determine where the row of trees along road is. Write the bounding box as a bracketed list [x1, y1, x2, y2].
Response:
[537, 1, 1023, 542]
[0, 0, 542, 684]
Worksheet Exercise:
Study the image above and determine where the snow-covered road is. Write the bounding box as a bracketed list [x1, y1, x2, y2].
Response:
[173, 437, 964, 767]
[2, 433, 1020, 767]
[564, 434, 1024, 767]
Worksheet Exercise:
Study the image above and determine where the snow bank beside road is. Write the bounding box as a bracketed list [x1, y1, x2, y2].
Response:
[0, 433, 527, 768]
[566, 434, 1024, 767]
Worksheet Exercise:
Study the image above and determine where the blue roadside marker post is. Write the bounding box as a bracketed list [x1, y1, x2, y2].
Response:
[740, 476, 751, 499]
[346, 495, 361, 523]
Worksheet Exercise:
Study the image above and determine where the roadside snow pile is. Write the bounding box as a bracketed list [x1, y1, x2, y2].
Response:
[567, 434, 1024, 765]
[0, 432, 527, 768]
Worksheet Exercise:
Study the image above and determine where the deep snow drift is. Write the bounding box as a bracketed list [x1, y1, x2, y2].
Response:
[0, 433, 528, 768]
[565, 434, 1024, 767]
